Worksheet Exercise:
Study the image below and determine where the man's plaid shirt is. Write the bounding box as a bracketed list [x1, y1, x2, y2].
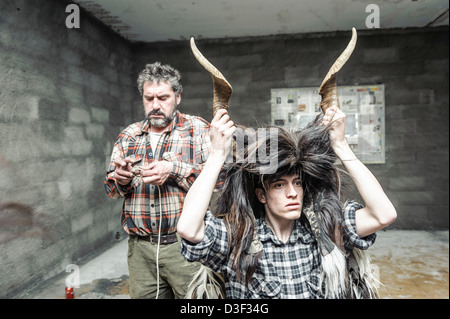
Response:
[181, 201, 376, 299]
[105, 112, 211, 236]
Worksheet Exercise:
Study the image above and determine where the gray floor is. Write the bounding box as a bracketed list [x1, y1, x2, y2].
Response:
[369, 230, 448, 299]
[24, 230, 449, 299]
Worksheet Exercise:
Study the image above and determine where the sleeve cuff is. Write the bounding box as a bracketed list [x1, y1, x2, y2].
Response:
[116, 181, 132, 195]
[342, 201, 377, 251]
[180, 211, 229, 273]
[181, 211, 217, 261]
[162, 153, 190, 181]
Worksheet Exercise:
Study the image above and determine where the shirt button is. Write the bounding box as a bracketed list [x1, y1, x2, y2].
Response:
[289, 276, 293, 281]
[151, 204, 155, 208]
[284, 249, 288, 254]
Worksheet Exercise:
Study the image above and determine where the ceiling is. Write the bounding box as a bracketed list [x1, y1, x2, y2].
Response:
[74, 0, 449, 43]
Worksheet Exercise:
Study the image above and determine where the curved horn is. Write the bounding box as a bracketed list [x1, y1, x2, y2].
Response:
[319, 28, 357, 113]
[190, 37, 233, 116]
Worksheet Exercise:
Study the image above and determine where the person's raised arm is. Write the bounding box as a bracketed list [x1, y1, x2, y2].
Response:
[177, 109, 236, 243]
[322, 106, 396, 238]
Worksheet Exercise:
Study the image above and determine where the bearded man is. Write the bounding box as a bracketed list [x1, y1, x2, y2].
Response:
[105, 62, 209, 299]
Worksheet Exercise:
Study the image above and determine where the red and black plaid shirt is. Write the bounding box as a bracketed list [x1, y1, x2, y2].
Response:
[105, 112, 211, 236]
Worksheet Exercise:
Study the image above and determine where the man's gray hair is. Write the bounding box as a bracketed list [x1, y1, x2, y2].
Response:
[137, 62, 183, 96]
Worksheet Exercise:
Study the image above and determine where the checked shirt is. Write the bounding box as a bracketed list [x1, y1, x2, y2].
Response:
[105, 111, 211, 236]
[181, 201, 376, 299]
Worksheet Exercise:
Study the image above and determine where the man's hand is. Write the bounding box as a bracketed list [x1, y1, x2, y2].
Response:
[140, 161, 174, 185]
[113, 156, 138, 186]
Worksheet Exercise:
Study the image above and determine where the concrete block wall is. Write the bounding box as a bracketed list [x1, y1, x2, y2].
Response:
[0, 0, 134, 297]
[133, 27, 449, 230]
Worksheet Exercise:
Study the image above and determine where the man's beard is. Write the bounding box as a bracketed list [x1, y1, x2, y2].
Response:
[147, 108, 176, 128]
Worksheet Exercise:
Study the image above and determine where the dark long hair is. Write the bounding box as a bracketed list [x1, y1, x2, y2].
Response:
[214, 117, 346, 285]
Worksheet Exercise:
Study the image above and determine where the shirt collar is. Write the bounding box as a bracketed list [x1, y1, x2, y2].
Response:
[257, 217, 314, 245]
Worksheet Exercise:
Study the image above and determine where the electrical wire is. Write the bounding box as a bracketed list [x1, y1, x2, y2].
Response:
[155, 184, 162, 299]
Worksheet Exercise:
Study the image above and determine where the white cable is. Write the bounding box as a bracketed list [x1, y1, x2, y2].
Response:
[155, 185, 162, 299]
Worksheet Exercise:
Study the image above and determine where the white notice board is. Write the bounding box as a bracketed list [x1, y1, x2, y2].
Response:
[270, 85, 385, 164]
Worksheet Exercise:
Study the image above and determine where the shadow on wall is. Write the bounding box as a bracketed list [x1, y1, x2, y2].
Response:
[0, 154, 55, 246]
[0, 202, 55, 246]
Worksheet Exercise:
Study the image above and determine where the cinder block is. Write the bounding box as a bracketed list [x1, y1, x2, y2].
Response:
[59, 85, 85, 109]
[363, 48, 398, 64]
[60, 47, 82, 66]
[388, 149, 416, 164]
[71, 213, 94, 234]
[226, 54, 263, 69]
[396, 191, 435, 205]
[69, 107, 91, 124]
[394, 205, 428, 229]
[58, 180, 72, 200]
[252, 38, 285, 54]
[284, 65, 320, 84]
[63, 126, 94, 156]
[86, 123, 105, 139]
[66, 64, 90, 86]
[38, 98, 68, 122]
[89, 73, 109, 94]
[389, 177, 426, 191]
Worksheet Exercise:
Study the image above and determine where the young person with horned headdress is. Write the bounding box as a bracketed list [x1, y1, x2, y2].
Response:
[177, 106, 396, 299]
[177, 29, 396, 299]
